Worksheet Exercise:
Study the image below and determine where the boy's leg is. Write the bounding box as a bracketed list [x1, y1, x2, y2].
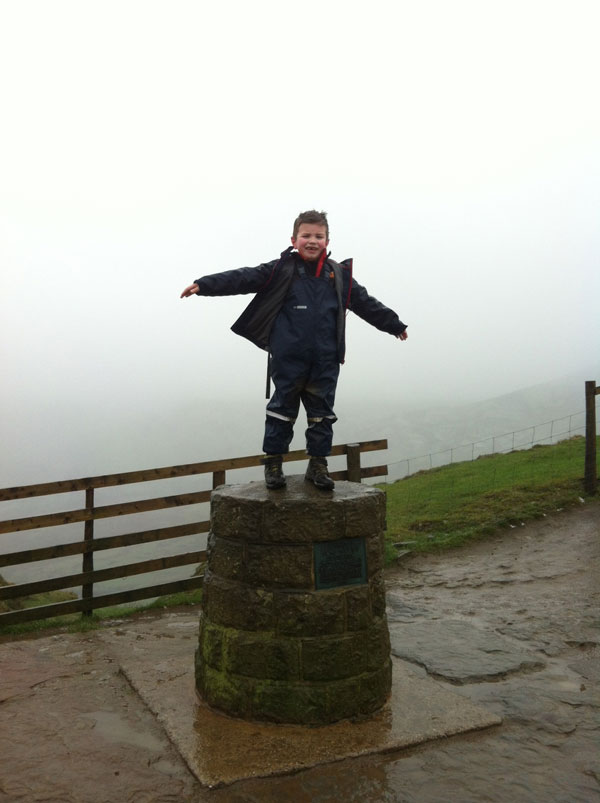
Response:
[262, 416, 295, 456]
[262, 376, 300, 489]
[301, 361, 340, 457]
[304, 417, 336, 457]
[301, 360, 339, 491]
[262, 357, 304, 455]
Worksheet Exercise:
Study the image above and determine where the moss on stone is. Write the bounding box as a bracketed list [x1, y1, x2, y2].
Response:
[224, 630, 300, 681]
[199, 664, 253, 719]
[200, 620, 225, 670]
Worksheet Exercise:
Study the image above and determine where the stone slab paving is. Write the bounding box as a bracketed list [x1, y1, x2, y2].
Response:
[0, 630, 198, 802]
[96, 615, 500, 788]
[0, 640, 82, 703]
[388, 618, 546, 683]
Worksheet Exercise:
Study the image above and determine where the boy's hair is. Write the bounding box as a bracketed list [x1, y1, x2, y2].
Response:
[292, 209, 329, 240]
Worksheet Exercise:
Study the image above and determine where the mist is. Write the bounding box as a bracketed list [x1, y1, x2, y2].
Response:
[1, 0, 599, 488]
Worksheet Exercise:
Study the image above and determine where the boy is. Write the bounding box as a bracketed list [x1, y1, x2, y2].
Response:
[180, 210, 408, 491]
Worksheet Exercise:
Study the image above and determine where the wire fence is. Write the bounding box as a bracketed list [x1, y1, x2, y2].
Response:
[387, 411, 587, 482]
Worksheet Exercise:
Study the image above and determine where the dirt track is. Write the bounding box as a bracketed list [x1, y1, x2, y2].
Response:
[0, 503, 598, 802]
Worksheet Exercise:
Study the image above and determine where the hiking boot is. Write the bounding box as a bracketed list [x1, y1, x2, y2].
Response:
[305, 456, 335, 491]
[263, 454, 286, 490]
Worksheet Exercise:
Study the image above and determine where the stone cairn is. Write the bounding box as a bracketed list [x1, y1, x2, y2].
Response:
[195, 475, 392, 726]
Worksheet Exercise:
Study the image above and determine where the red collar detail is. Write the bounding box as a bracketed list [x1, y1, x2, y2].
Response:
[315, 250, 327, 278]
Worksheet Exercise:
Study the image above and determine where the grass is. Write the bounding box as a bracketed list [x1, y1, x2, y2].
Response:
[380, 435, 598, 554]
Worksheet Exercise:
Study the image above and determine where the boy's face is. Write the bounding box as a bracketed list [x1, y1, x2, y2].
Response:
[291, 223, 329, 262]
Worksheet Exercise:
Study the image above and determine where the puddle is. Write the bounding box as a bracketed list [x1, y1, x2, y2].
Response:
[79, 710, 165, 752]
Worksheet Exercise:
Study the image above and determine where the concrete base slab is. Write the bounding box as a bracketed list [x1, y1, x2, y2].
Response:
[108, 626, 501, 788]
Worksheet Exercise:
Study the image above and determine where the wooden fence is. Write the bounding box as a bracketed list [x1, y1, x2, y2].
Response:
[0, 440, 388, 627]
[585, 380, 599, 495]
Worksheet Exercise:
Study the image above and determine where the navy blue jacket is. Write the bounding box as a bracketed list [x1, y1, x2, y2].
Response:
[194, 248, 406, 364]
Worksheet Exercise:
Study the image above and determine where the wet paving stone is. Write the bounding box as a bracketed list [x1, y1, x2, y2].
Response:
[388, 618, 546, 683]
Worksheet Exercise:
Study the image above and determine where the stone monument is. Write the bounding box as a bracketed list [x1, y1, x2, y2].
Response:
[195, 475, 392, 725]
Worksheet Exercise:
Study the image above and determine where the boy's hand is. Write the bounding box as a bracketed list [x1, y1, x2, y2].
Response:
[396, 330, 408, 341]
[180, 284, 199, 298]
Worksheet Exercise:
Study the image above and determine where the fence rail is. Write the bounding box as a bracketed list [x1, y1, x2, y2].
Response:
[0, 440, 387, 627]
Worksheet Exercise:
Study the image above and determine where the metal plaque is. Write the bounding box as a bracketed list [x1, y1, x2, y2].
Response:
[314, 537, 367, 590]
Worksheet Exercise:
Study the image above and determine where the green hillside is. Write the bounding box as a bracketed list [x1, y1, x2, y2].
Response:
[381, 435, 599, 555]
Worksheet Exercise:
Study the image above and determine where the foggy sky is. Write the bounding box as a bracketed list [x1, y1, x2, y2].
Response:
[1, 0, 599, 485]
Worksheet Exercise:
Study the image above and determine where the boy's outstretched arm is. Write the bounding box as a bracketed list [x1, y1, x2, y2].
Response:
[349, 277, 408, 339]
[180, 284, 199, 298]
[179, 261, 279, 300]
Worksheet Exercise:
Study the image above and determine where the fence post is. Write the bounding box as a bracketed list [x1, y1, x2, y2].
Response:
[213, 471, 226, 489]
[346, 443, 362, 483]
[82, 488, 94, 616]
[584, 380, 598, 495]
